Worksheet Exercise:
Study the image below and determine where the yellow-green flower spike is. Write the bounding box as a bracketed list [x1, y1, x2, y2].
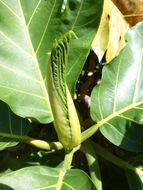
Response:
[47, 31, 81, 151]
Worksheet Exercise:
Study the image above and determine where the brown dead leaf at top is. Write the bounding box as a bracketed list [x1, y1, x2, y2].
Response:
[112, 0, 143, 26]
[92, 0, 129, 63]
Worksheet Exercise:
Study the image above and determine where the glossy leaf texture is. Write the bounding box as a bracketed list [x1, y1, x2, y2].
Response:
[0, 0, 103, 124]
[0, 166, 96, 190]
[91, 22, 143, 152]
[0, 100, 30, 151]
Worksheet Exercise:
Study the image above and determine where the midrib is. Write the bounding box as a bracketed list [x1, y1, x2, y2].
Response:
[17, 0, 53, 119]
[98, 100, 143, 127]
[82, 99, 143, 142]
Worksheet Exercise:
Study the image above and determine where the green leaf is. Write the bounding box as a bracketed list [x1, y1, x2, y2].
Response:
[0, 150, 64, 176]
[126, 170, 143, 190]
[0, 100, 30, 151]
[90, 22, 143, 152]
[0, 0, 103, 123]
[82, 140, 102, 190]
[65, 0, 103, 95]
[0, 166, 96, 190]
[64, 169, 96, 190]
[125, 154, 143, 190]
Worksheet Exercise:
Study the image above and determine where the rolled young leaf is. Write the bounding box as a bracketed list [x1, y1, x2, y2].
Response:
[47, 32, 81, 151]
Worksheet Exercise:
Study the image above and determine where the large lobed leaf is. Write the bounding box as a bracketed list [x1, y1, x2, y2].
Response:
[0, 166, 96, 190]
[91, 22, 143, 152]
[0, 0, 103, 123]
[0, 100, 30, 151]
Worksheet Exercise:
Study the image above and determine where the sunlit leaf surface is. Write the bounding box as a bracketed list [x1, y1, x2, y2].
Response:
[0, 166, 96, 190]
[0, 0, 103, 123]
[91, 22, 143, 152]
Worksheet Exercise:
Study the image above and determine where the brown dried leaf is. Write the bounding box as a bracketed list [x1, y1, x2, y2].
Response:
[92, 0, 129, 63]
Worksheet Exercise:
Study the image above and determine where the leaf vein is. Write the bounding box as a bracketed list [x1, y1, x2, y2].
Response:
[0, 62, 40, 83]
[35, 0, 56, 54]
[0, 0, 21, 20]
[98, 86, 103, 120]
[99, 100, 143, 127]
[34, 185, 57, 190]
[27, 0, 42, 27]
[118, 114, 143, 124]
[134, 106, 143, 110]
[132, 48, 143, 104]
[71, 0, 84, 31]
[113, 59, 122, 112]
[74, 17, 98, 29]
[63, 182, 75, 190]
[17, 0, 52, 118]
[0, 31, 32, 56]
[67, 52, 82, 75]
[106, 122, 143, 146]
[0, 83, 45, 99]
[9, 104, 49, 113]
[0, 140, 18, 149]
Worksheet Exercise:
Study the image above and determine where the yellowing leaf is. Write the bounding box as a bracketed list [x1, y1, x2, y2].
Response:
[92, 0, 129, 63]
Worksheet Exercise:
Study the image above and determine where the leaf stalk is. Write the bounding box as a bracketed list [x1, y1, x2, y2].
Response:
[81, 123, 100, 142]
[81, 140, 102, 189]
[56, 150, 74, 190]
[90, 141, 141, 174]
[0, 132, 63, 150]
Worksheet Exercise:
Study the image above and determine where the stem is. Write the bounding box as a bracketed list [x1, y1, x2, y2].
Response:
[0, 132, 63, 150]
[91, 141, 137, 173]
[81, 141, 102, 189]
[56, 150, 74, 190]
[124, 14, 143, 18]
[81, 123, 100, 142]
[63, 150, 74, 170]
[28, 139, 63, 150]
[83, 126, 143, 176]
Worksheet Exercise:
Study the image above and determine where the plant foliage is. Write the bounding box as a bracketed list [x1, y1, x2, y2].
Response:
[0, 0, 143, 189]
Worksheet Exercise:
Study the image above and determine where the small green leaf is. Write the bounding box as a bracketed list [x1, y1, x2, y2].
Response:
[0, 100, 30, 150]
[90, 22, 143, 152]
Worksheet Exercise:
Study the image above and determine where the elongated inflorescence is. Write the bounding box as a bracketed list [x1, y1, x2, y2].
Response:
[47, 31, 81, 151]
